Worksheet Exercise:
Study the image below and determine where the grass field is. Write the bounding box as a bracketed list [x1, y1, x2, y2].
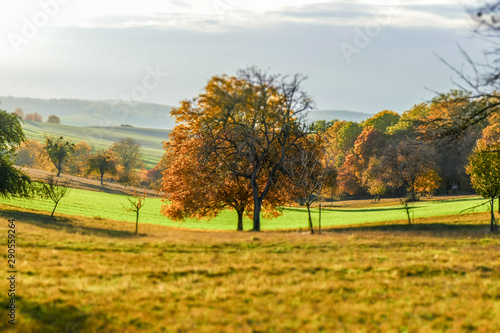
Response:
[0, 205, 499, 332]
[0, 187, 493, 231]
[22, 121, 168, 168]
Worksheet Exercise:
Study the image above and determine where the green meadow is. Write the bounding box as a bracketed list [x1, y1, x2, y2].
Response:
[0, 188, 491, 230]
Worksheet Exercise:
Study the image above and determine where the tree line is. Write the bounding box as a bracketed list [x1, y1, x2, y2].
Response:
[158, 69, 500, 232]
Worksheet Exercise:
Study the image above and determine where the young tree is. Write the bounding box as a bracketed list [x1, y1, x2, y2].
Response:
[171, 68, 313, 231]
[466, 141, 500, 232]
[37, 176, 70, 219]
[123, 190, 146, 235]
[86, 150, 118, 185]
[111, 138, 143, 185]
[43, 136, 75, 177]
[290, 136, 336, 234]
[0, 110, 31, 197]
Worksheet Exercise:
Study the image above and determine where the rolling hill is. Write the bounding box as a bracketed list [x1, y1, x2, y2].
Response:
[1, 96, 373, 129]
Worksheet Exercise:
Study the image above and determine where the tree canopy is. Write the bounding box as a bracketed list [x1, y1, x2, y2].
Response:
[0, 110, 31, 197]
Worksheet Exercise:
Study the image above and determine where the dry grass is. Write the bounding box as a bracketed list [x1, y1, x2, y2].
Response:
[1, 205, 500, 332]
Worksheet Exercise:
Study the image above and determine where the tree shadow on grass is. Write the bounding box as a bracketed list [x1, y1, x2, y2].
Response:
[0, 297, 116, 332]
[0, 207, 140, 238]
[323, 223, 494, 238]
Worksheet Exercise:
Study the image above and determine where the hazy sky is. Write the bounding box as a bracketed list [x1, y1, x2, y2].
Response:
[0, 0, 488, 113]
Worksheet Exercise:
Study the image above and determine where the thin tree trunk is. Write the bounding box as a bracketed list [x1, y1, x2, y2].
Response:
[319, 204, 322, 235]
[100, 173, 104, 185]
[307, 203, 314, 234]
[236, 209, 244, 231]
[405, 205, 411, 225]
[56, 167, 61, 177]
[135, 212, 139, 235]
[51, 202, 58, 219]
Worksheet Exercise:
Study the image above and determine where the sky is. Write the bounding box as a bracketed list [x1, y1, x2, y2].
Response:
[0, 0, 490, 114]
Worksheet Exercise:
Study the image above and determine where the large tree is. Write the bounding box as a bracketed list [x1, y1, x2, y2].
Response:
[169, 68, 312, 231]
[0, 110, 31, 197]
[43, 135, 75, 177]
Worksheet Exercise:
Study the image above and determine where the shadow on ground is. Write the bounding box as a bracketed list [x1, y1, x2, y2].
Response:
[323, 223, 495, 238]
[0, 297, 116, 332]
[0, 207, 141, 238]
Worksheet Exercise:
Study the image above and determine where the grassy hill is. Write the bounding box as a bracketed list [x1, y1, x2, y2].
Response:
[22, 121, 168, 168]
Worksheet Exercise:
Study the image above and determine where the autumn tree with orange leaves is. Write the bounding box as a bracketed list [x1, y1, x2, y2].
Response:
[161, 68, 312, 231]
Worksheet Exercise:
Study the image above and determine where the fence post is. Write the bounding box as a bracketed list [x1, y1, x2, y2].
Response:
[319, 204, 322, 234]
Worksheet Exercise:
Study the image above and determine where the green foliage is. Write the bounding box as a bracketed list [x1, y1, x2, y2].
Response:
[363, 110, 400, 133]
[466, 142, 500, 199]
[0, 109, 31, 197]
[309, 119, 337, 134]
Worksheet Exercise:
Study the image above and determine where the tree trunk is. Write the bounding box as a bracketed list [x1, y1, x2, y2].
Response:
[252, 200, 262, 232]
[251, 174, 261, 232]
[307, 203, 314, 234]
[491, 198, 497, 233]
[100, 173, 104, 185]
[236, 208, 244, 232]
[51, 202, 58, 219]
[56, 167, 61, 177]
[135, 212, 139, 235]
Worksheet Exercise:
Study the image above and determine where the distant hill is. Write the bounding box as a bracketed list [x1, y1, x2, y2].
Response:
[307, 110, 373, 123]
[1, 96, 372, 129]
[0, 96, 175, 129]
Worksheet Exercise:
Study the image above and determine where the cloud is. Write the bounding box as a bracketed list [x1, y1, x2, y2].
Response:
[65, 0, 470, 32]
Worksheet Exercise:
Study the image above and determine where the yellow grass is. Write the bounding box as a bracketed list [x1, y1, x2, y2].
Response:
[1, 205, 500, 332]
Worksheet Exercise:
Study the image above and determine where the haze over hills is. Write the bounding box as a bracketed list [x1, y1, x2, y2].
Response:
[1, 96, 373, 129]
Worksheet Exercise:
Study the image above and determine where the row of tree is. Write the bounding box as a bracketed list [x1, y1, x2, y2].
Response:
[158, 69, 500, 232]
[322, 91, 500, 201]
[14, 108, 60, 124]
[15, 136, 148, 186]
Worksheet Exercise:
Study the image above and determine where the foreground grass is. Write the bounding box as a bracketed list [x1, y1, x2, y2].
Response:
[0, 206, 499, 332]
[0, 189, 491, 231]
